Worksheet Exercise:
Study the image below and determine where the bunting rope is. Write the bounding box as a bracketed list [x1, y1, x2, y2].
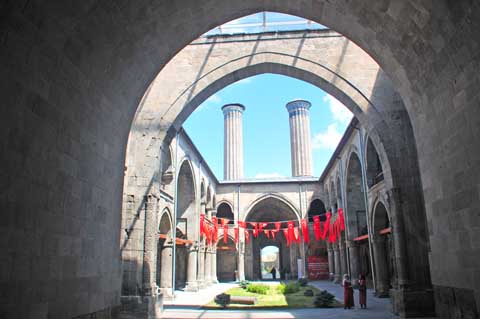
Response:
[199, 208, 346, 247]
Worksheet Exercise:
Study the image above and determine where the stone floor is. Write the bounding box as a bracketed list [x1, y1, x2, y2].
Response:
[160, 280, 435, 318]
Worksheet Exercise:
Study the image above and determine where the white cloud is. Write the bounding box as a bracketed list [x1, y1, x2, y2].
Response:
[254, 172, 284, 179]
[323, 95, 353, 124]
[196, 94, 222, 111]
[206, 94, 222, 103]
[312, 123, 343, 150]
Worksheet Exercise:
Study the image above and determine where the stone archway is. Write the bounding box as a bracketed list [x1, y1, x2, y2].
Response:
[345, 151, 371, 284]
[175, 160, 197, 290]
[244, 196, 300, 281]
[217, 202, 234, 225]
[157, 210, 173, 292]
[5, 2, 480, 318]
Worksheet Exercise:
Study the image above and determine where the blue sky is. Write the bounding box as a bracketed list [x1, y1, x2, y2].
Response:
[183, 74, 352, 179]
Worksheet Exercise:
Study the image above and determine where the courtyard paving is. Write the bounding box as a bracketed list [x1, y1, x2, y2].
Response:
[160, 280, 434, 318]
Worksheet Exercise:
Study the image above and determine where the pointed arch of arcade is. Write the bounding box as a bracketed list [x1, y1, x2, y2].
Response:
[244, 194, 301, 280]
[243, 193, 301, 223]
[123, 9, 432, 316]
[4, 1, 478, 317]
[216, 201, 235, 224]
[157, 208, 173, 290]
[345, 148, 367, 239]
[176, 158, 197, 220]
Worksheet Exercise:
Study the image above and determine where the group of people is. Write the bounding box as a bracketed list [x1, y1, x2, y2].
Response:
[342, 274, 367, 309]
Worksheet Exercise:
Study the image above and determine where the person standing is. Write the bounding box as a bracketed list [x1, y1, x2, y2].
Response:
[270, 267, 277, 280]
[342, 274, 354, 309]
[358, 274, 367, 309]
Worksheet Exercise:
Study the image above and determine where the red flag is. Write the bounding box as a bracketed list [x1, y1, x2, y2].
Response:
[271, 229, 278, 240]
[234, 227, 239, 244]
[313, 216, 321, 241]
[274, 222, 281, 232]
[223, 223, 228, 244]
[301, 218, 310, 243]
[245, 229, 250, 244]
[200, 214, 205, 238]
[251, 222, 259, 237]
[338, 208, 345, 231]
[287, 221, 295, 244]
[294, 227, 301, 243]
[259, 222, 268, 231]
[282, 228, 290, 246]
[264, 229, 270, 239]
[212, 217, 218, 243]
[322, 212, 331, 240]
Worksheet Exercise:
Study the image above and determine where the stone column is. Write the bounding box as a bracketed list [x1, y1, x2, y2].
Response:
[238, 233, 245, 281]
[286, 100, 313, 176]
[142, 195, 158, 296]
[197, 242, 206, 288]
[211, 248, 218, 283]
[372, 236, 390, 297]
[347, 240, 360, 281]
[222, 103, 245, 180]
[160, 241, 173, 293]
[327, 245, 335, 281]
[204, 247, 212, 285]
[339, 240, 348, 280]
[333, 244, 342, 283]
[185, 243, 199, 291]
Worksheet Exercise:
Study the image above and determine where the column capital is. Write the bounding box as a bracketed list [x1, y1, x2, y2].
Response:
[222, 103, 245, 114]
[286, 99, 311, 113]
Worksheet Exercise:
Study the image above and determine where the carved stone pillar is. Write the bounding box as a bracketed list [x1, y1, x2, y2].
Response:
[327, 245, 334, 281]
[185, 243, 199, 291]
[204, 247, 212, 285]
[211, 248, 218, 283]
[143, 195, 158, 296]
[197, 242, 206, 288]
[333, 244, 341, 283]
[160, 241, 173, 293]
[339, 239, 348, 279]
[238, 236, 245, 281]
[372, 236, 390, 297]
[347, 240, 360, 281]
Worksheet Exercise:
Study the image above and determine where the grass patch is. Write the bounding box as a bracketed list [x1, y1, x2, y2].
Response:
[204, 282, 343, 309]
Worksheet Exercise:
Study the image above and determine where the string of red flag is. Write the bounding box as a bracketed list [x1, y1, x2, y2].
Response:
[200, 208, 346, 246]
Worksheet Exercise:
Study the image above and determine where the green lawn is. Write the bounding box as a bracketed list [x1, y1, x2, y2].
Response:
[203, 283, 343, 309]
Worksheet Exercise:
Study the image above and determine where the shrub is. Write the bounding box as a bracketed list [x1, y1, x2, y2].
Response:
[214, 293, 231, 308]
[246, 283, 270, 295]
[314, 290, 335, 308]
[276, 283, 286, 294]
[303, 289, 314, 296]
[297, 278, 308, 287]
[283, 282, 300, 294]
[239, 280, 250, 289]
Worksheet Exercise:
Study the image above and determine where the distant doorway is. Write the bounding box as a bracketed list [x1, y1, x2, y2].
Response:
[261, 246, 280, 280]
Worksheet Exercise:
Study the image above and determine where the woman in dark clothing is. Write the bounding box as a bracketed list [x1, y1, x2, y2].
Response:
[342, 274, 354, 309]
[358, 274, 367, 309]
[270, 267, 277, 280]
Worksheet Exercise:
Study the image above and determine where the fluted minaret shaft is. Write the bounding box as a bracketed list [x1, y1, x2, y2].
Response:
[286, 100, 313, 176]
[222, 103, 245, 180]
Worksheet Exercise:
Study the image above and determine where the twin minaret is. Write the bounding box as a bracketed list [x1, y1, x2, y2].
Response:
[222, 100, 313, 180]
